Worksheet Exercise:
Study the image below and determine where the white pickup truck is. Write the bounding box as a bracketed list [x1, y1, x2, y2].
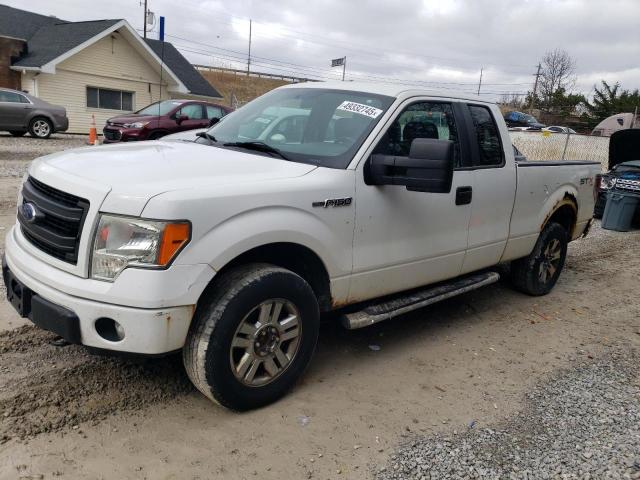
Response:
[3, 82, 599, 410]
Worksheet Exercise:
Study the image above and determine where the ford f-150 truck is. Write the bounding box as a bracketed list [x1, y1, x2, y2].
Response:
[3, 82, 599, 410]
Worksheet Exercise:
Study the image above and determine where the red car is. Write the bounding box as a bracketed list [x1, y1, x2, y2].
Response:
[103, 99, 231, 143]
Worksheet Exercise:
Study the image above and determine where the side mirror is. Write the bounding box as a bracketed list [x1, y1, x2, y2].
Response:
[175, 114, 189, 124]
[365, 138, 454, 193]
[208, 117, 220, 127]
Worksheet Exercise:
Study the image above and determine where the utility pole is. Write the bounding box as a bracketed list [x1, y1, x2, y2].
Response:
[477, 67, 483, 95]
[530, 62, 542, 110]
[142, 0, 148, 38]
[342, 56, 346, 81]
[247, 19, 252, 75]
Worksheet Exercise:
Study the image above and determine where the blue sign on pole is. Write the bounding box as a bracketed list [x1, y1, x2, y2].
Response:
[159, 16, 165, 41]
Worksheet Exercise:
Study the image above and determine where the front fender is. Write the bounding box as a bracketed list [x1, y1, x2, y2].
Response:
[181, 205, 352, 278]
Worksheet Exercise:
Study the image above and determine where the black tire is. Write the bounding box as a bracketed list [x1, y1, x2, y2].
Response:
[9, 131, 26, 137]
[147, 131, 165, 140]
[510, 222, 568, 296]
[183, 263, 320, 410]
[28, 117, 53, 139]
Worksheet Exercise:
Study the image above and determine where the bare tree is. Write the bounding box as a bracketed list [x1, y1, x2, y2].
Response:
[539, 49, 577, 108]
[499, 93, 525, 109]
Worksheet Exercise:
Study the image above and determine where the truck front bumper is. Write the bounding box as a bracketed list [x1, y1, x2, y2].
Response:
[4, 227, 214, 355]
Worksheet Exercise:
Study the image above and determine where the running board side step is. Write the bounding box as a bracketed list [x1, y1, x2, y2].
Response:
[341, 271, 500, 330]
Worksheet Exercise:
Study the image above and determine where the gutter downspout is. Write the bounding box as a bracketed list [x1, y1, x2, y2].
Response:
[31, 72, 40, 97]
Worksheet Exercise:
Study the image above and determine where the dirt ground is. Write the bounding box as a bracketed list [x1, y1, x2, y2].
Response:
[0, 135, 639, 479]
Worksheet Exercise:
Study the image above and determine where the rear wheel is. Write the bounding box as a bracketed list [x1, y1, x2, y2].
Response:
[9, 131, 26, 137]
[29, 117, 52, 139]
[510, 222, 568, 296]
[183, 263, 320, 410]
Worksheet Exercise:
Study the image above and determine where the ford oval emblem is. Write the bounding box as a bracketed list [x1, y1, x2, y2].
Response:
[20, 202, 39, 223]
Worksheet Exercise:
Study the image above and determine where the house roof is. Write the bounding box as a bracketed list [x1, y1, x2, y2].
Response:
[0, 4, 58, 41]
[12, 19, 121, 68]
[1, 5, 220, 99]
[144, 39, 221, 98]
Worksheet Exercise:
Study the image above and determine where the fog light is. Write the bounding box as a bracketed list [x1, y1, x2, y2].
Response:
[95, 317, 125, 342]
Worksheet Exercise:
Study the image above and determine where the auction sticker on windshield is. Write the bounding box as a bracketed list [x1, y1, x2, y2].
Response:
[336, 101, 383, 119]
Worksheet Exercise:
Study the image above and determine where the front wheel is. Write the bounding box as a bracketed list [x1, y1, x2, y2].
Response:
[183, 263, 320, 410]
[510, 222, 568, 296]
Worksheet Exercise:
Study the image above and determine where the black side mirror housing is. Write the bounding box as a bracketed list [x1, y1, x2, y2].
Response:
[365, 138, 454, 193]
[175, 114, 188, 124]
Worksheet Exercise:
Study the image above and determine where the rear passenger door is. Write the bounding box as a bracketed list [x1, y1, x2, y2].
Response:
[459, 103, 517, 274]
[206, 105, 224, 122]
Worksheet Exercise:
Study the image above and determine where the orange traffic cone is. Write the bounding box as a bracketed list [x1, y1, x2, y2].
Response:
[88, 114, 97, 145]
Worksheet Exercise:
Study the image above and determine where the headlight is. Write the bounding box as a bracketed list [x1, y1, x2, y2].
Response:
[91, 215, 190, 281]
[599, 176, 616, 190]
[123, 122, 149, 129]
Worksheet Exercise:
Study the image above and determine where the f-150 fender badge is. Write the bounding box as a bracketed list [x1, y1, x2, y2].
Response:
[312, 197, 353, 208]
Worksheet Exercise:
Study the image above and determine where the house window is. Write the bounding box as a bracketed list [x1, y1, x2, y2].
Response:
[87, 87, 134, 111]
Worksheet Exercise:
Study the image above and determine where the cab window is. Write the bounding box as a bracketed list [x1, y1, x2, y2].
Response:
[372, 102, 462, 167]
[467, 105, 504, 167]
[206, 105, 224, 119]
[177, 104, 205, 120]
[0, 91, 23, 103]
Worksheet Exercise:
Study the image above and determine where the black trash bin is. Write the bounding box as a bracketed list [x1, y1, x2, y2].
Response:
[601, 190, 640, 232]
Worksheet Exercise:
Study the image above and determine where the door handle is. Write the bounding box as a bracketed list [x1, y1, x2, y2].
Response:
[455, 186, 473, 205]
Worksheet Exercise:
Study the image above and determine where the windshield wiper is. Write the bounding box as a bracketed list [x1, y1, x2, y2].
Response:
[223, 141, 290, 160]
[196, 131, 217, 142]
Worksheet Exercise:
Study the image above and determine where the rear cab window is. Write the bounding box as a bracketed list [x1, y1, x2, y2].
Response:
[466, 104, 505, 168]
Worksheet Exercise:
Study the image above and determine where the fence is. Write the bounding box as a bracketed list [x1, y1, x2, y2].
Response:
[510, 131, 609, 171]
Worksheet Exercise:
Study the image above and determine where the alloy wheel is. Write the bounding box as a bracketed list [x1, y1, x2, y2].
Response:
[229, 299, 302, 387]
[32, 120, 50, 138]
[538, 238, 562, 283]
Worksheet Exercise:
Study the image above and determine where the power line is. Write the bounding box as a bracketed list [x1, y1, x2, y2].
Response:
[167, 33, 533, 89]
[175, 41, 534, 98]
[173, 0, 534, 71]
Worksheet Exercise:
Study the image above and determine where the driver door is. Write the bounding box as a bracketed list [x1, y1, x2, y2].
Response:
[349, 99, 473, 302]
[175, 104, 208, 132]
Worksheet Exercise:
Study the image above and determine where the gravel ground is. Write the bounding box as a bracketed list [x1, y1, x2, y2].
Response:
[0, 326, 192, 443]
[0, 133, 86, 176]
[377, 346, 640, 480]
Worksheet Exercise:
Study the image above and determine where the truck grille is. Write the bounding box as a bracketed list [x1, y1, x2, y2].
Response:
[103, 128, 122, 141]
[18, 177, 90, 264]
[614, 178, 640, 193]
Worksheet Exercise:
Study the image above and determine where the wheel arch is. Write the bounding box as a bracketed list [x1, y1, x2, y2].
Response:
[541, 193, 578, 238]
[203, 242, 333, 312]
[28, 113, 54, 128]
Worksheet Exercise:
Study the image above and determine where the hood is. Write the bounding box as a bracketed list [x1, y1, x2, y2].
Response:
[29, 142, 317, 216]
[162, 128, 206, 142]
[609, 129, 640, 170]
[107, 114, 158, 125]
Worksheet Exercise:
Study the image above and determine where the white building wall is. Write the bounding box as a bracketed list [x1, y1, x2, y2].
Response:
[22, 31, 172, 134]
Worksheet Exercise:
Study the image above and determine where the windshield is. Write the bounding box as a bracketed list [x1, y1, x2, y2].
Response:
[204, 88, 395, 168]
[524, 114, 538, 124]
[136, 100, 183, 116]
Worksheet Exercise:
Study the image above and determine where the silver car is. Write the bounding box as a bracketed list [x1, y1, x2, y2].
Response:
[0, 88, 68, 139]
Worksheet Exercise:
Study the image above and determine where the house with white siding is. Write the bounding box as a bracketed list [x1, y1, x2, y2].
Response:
[0, 4, 222, 133]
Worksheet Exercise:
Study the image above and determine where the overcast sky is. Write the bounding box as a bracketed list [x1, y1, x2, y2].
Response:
[5, 0, 640, 100]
